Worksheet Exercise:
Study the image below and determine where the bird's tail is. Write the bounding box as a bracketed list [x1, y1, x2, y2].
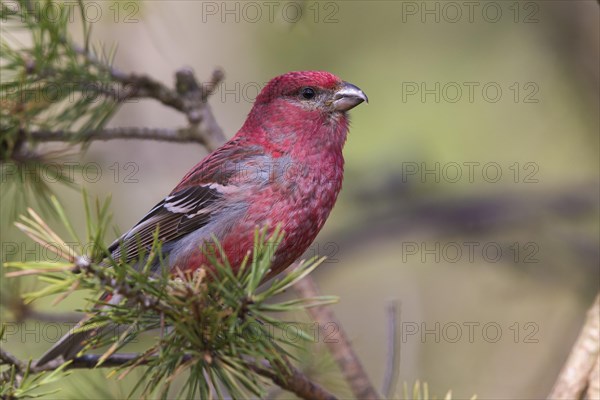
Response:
[35, 294, 123, 367]
[35, 318, 98, 367]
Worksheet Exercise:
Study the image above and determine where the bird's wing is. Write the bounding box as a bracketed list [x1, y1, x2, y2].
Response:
[108, 142, 264, 264]
[107, 184, 223, 263]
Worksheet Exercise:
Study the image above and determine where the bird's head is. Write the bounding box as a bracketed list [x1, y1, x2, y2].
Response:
[254, 70, 368, 114]
[240, 71, 367, 150]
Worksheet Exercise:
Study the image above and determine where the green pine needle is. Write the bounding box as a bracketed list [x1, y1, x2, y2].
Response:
[3, 195, 335, 399]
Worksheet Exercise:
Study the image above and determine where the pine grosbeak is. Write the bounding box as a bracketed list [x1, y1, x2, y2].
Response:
[36, 70, 367, 365]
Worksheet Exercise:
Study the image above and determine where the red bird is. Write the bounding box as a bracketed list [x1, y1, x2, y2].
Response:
[36, 70, 367, 365]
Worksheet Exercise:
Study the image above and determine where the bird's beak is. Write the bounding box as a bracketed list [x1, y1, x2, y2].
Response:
[332, 81, 368, 112]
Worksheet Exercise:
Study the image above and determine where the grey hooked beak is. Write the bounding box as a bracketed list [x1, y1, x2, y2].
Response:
[332, 81, 368, 112]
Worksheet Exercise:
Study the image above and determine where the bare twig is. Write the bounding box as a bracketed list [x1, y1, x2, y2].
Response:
[293, 274, 380, 400]
[0, 347, 26, 373]
[0, 346, 27, 388]
[548, 293, 600, 399]
[124, 64, 226, 149]
[382, 301, 400, 398]
[25, 64, 227, 151]
[20, 36, 227, 154]
[71, 40, 227, 147]
[30, 126, 217, 149]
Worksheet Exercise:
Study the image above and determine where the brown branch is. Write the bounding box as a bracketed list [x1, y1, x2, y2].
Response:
[81, 41, 227, 148]
[117, 66, 227, 149]
[74, 36, 226, 110]
[30, 126, 218, 150]
[0, 347, 26, 372]
[0, 346, 27, 386]
[249, 359, 338, 400]
[293, 274, 380, 400]
[44, 39, 227, 152]
[30, 353, 337, 400]
[548, 293, 600, 399]
[25, 65, 227, 150]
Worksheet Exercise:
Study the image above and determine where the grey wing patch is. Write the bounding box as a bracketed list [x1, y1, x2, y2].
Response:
[107, 185, 223, 265]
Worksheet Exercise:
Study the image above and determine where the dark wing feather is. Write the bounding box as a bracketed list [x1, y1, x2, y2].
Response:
[108, 185, 222, 264]
[107, 142, 263, 266]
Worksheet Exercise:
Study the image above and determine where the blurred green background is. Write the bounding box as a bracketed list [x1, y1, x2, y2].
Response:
[1, 1, 599, 398]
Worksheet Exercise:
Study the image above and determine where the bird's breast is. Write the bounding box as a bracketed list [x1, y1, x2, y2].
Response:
[182, 151, 345, 277]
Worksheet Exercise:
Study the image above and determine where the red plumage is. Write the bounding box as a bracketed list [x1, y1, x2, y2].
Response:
[36, 71, 367, 366]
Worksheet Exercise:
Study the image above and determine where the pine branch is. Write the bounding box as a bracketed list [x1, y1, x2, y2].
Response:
[0, 350, 338, 400]
[6, 66, 227, 153]
[49, 36, 227, 150]
[2, 197, 339, 399]
[1, 1, 227, 156]
[1, 0, 228, 218]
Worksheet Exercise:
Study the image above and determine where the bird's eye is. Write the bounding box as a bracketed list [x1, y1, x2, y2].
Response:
[300, 87, 316, 100]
